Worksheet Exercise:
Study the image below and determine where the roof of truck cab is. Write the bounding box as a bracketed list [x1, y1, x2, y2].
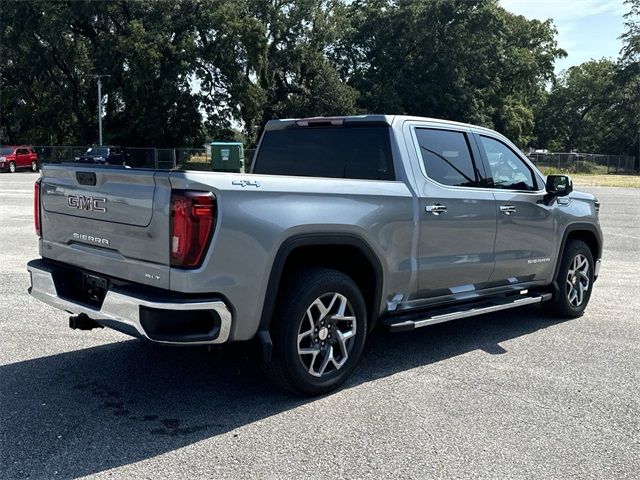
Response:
[265, 115, 495, 134]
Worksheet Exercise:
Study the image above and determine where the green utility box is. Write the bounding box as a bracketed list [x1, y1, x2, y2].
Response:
[210, 142, 244, 172]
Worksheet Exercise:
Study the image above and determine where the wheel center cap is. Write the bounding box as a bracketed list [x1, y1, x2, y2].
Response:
[318, 327, 328, 341]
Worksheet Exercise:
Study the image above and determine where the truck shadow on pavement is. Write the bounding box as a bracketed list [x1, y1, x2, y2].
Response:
[1, 306, 567, 479]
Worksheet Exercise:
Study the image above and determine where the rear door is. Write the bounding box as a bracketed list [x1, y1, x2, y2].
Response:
[40, 165, 172, 288]
[408, 124, 497, 299]
[474, 133, 556, 284]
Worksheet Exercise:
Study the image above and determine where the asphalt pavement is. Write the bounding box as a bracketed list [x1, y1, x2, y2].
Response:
[1, 172, 638, 479]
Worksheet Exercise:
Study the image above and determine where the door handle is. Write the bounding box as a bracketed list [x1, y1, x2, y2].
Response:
[500, 204, 517, 215]
[425, 203, 447, 215]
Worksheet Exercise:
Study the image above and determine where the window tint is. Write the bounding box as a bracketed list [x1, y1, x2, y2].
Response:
[253, 126, 395, 180]
[479, 136, 536, 191]
[17, 148, 28, 154]
[415, 129, 481, 187]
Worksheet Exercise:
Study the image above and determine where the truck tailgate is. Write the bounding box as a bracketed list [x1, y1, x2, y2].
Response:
[39, 165, 171, 289]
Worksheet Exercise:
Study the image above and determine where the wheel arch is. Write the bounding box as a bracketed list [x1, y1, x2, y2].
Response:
[257, 233, 384, 362]
[552, 222, 603, 289]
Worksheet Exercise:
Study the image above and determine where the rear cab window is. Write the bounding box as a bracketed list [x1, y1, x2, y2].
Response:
[253, 125, 395, 180]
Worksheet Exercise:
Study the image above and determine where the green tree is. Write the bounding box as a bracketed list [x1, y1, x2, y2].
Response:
[1, 1, 206, 147]
[335, 0, 564, 147]
[616, 0, 640, 162]
[195, 0, 358, 143]
[535, 0, 639, 158]
[535, 60, 619, 152]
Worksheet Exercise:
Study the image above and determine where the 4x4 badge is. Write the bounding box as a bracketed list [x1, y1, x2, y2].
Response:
[232, 180, 260, 188]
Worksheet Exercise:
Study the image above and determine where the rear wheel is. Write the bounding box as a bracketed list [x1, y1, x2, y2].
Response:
[8, 161, 16, 173]
[31, 160, 38, 172]
[264, 268, 367, 396]
[544, 240, 594, 318]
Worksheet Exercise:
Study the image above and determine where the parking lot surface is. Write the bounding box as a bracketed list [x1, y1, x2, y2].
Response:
[1, 172, 638, 479]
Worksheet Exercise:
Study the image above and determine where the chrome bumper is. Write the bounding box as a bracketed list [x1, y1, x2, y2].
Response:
[27, 262, 232, 345]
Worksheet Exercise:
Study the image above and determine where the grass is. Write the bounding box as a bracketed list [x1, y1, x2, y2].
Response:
[540, 166, 640, 188]
[569, 174, 640, 188]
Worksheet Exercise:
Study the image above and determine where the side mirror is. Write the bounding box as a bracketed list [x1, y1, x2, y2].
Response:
[544, 174, 573, 204]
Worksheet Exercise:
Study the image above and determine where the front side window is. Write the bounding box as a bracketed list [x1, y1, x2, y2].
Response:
[479, 136, 536, 191]
[415, 128, 482, 187]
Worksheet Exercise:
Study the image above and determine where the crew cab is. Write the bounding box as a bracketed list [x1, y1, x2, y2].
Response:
[27, 115, 602, 395]
[1, 145, 39, 172]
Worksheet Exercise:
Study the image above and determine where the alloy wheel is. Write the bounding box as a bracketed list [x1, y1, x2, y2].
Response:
[566, 253, 590, 307]
[297, 292, 357, 378]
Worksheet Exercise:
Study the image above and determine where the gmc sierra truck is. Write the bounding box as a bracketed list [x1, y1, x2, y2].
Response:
[27, 115, 602, 395]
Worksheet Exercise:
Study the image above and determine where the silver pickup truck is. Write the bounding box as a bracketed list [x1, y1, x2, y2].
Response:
[27, 115, 602, 395]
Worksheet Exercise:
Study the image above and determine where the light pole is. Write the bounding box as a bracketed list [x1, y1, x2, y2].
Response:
[95, 75, 110, 145]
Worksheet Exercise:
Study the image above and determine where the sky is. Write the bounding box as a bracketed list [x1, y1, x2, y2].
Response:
[500, 0, 628, 72]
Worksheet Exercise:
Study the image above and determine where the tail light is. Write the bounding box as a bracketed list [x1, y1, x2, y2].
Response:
[170, 191, 215, 268]
[34, 178, 41, 237]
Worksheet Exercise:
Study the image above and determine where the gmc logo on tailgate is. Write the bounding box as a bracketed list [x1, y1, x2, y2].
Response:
[67, 195, 107, 212]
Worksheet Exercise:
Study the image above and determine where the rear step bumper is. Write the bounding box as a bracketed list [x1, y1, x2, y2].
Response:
[383, 293, 552, 333]
[27, 260, 232, 345]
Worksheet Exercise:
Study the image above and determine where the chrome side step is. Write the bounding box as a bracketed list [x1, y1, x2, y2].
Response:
[383, 293, 552, 333]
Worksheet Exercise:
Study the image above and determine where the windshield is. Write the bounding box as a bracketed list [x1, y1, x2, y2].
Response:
[86, 147, 108, 156]
[0, 147, 14, 155]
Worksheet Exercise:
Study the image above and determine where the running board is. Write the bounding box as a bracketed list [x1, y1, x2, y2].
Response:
[383, 293, 552, 333]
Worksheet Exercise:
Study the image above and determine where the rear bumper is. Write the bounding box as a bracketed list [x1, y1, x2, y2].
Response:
[27, 259, 232, 345]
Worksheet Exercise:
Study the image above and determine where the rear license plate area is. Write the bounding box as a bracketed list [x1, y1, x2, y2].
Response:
[82, 272, 108, 306]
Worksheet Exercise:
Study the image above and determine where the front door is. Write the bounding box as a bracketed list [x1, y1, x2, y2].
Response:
[475, 134, 556, 284]
[412, 126, 497, 299]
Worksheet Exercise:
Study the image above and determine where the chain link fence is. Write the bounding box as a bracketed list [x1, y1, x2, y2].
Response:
[527, 152, 637, 174]
[31, 145, 255, 172]
[30, 146, 637, 175]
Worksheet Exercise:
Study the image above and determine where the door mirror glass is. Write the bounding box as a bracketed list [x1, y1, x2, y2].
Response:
[545, 175, 573, 196]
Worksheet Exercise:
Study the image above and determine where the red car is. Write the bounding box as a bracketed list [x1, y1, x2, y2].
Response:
[0, 145, 39, 173]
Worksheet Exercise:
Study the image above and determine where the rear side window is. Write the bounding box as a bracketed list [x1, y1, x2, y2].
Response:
[253, 126, 395, 180]
[415, 129, 482, 187]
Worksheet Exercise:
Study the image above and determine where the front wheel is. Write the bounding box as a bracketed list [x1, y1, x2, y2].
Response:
[8, 161, 16, 173]
[543, 240, 594, 318]
[264, 268, 367, 396]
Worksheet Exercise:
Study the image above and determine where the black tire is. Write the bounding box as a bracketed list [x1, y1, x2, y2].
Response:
[31, 160, 38, 172]
[543, 240, 594, 318]
[8, 161, 16, 173]
[263, 268, 367, 396]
